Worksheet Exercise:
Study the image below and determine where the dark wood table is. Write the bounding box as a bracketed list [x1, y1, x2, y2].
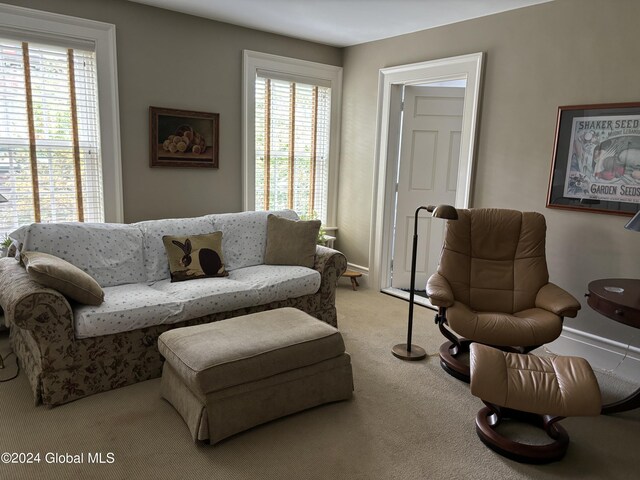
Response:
[587, 278, 640, 414]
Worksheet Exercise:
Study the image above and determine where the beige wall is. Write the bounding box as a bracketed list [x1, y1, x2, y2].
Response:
[5, 0, 341, 222]
[338, 0, 640, 340]
[6, 0, 639, 341]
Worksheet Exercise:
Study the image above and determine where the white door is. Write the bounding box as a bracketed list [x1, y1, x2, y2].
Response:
[390, 85, 464, 291]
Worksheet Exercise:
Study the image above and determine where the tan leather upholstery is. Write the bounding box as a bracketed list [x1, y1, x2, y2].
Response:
[427, 208, 580, 347]
[470, 343, 601, 417]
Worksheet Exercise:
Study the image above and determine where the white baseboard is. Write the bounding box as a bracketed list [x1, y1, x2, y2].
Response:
[346, 262, 368, 274]
[547, 327, 640, 384]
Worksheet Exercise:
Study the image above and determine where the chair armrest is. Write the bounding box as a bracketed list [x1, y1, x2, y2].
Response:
[535, 283, 581, 318]
[426, 272, 455, 308]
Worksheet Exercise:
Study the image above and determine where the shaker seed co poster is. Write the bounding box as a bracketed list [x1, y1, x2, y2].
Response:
[564, 115, 640, 204]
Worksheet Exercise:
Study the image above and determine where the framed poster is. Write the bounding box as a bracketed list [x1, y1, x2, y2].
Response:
[150, 107, 219, 168]
[547, 103, 640, 216]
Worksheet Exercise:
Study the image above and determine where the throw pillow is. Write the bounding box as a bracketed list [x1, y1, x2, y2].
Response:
[264, 214, 320, 268]
[162, 232, 228, 282]
[21, 251, 104, 305]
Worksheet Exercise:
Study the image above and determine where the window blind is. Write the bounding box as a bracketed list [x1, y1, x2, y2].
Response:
[0, 37, 103, 237]
[255, 75, 331, 223]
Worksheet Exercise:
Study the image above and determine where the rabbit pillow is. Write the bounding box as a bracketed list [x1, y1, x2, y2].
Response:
[162, 232, 228, 282]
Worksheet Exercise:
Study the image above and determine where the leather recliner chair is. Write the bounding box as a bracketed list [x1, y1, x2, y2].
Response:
[426, 208, 581, 382]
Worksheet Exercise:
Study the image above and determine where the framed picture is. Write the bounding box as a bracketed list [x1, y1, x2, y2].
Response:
[547, 102, 640, 216]
[150, 107, 219, 168]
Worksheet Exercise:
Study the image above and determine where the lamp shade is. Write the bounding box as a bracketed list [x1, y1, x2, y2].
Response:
[428, 204, 458, 220]
[624, 211, 640, 232]
[0, 193, 7, 203]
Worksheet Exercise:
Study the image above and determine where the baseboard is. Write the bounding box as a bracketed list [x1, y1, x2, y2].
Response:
[346, 263, 368, 274]
[546, 327, 640, 383]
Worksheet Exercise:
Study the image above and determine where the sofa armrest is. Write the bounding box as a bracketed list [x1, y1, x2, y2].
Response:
[426, 272, 455, 308]
[535, 282, 581, 318]
[0, 257, 76, 350]
[314, 245, 347, 275]
[314, 245, 347, 303]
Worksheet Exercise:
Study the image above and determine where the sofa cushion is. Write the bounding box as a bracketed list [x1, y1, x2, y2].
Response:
[149, 277, 261, 320]
[210, 209, 298, 271]
[74, 283, 185, 339]
[72, 265, 320, 339]
[16, 222, 146, 287]
[264, 215, 320, 268]
[22, 251, 104, 306]
[135, 215, 216, 282]
[163, 232, 228, 282]
[229, 264, 321, 305]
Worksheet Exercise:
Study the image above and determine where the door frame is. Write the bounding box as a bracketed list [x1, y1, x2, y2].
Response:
[369, 52, 484, 293]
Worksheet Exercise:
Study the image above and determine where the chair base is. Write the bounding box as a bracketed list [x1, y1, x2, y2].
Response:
[475, 406, 569, 464]
[438, 339, 536, 384]
[439, 340, 472, 383]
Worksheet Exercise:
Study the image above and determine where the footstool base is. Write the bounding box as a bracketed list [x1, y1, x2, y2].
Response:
[475, 405, 569, 464]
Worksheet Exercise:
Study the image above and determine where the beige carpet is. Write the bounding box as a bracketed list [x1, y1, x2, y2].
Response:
[1, 286, 639, 480]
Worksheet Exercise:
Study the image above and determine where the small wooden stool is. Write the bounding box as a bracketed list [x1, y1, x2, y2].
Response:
[343, 270, 362, 291]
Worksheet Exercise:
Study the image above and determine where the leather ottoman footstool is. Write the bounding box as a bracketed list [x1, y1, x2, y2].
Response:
[158, 307, 354, 444]
[470, 343, 601, 464]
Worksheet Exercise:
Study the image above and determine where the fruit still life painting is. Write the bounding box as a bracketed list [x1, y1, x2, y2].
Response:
[150, 107, 219, 168]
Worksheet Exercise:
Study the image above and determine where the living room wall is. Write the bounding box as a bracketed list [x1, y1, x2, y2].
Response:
[3, 0, 341, 222]
[338, 0, 640, 343]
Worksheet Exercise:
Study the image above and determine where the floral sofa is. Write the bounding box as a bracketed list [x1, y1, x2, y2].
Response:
[0, 210, 347, 407]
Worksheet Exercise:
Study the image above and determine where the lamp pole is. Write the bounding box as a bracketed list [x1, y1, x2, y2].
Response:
[392, 204, 457, 361]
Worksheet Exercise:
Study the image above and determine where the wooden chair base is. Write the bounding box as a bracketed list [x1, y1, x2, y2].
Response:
[475, 405, 569, 464]
[438, 340, 472, 383]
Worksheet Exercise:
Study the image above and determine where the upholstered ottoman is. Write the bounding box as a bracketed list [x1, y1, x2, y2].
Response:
[158, 307, 354, 444]
[470, 343, 601, 463]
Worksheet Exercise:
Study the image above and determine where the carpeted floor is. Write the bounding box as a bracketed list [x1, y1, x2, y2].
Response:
[1, 285, 639, 480]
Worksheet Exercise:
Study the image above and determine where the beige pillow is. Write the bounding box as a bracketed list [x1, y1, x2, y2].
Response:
[264, 215, 320, 268]
[162, 232, 228, 282]
[21, 251, 104, 305]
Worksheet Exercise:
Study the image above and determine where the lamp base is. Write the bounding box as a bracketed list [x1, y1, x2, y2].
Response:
[392, 343, 427, 361]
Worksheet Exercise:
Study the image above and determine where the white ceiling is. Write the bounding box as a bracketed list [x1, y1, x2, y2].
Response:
[127, 0, 552, 47]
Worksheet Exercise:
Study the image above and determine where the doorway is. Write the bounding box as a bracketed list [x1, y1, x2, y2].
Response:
[369, 53, 484, 306]
[390, 82, 465, 299]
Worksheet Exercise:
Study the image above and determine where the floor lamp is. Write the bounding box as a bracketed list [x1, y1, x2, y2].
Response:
[392, 204, 458, 361]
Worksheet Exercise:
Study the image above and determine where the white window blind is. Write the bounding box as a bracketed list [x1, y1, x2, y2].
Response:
[0, 36, 103, 237]
[255, 75, 331, 223]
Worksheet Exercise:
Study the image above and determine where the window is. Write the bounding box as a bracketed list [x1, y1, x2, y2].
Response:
[0, 4, 122, 236]
[0, 38, 102, 233]
[243, 51, 341, 225]
[255, 76, 331, 221]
